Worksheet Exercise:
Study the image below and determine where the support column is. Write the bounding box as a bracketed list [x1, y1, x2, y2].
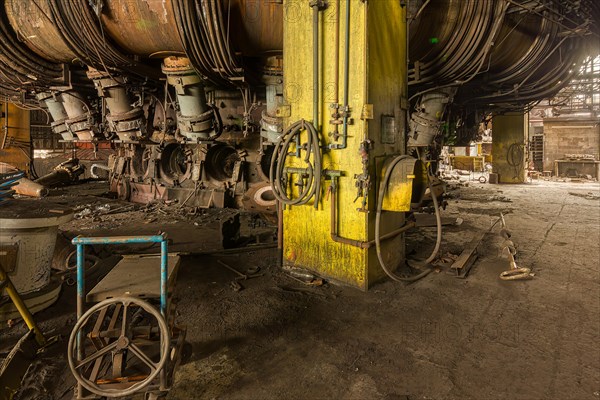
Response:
[492, 112, 528, 183]
[282, 0, 407, 290]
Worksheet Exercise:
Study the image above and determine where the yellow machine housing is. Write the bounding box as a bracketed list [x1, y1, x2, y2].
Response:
[379, 157, 427, 212]
[282, 0, 410, 290]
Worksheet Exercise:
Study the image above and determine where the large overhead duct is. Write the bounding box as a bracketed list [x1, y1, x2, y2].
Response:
[408, 0, 595, 109]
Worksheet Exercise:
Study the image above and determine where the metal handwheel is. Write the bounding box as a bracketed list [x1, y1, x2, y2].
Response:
[67, 296, 170, 398]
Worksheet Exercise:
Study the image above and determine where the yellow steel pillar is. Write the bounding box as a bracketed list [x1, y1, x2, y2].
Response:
[0, 102, 31, 172]
[282, 0, 408, 290]
[492, 112, 528, 183]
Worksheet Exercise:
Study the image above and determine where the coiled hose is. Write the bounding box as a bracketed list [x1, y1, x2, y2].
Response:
[507, 142, 525, 180]
[269, 120, 322, 208]
[375, 156, 442, 282]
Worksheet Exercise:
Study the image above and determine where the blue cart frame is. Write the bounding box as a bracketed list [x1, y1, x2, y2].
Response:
[71, 233, 169, 354]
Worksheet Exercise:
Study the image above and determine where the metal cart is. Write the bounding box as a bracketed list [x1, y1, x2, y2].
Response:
[67, 234, 185, 399]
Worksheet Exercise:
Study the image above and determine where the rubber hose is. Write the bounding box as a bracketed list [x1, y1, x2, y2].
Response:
[408, 177, 443, 267]
[375, 156, 442, 282]
[269, 120, 322, 208]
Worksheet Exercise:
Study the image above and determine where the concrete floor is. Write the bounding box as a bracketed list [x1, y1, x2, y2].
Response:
[1, 180, 599, 399]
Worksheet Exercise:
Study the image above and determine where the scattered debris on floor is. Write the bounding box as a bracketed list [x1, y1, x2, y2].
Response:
[74, 202, 136, 220]
[445, 190, 513, 204]
[450, 234, 482, 279]
[432, 252, 459, 268]
[414, 213, 463, 227]
[1, 179, 598, 400]
[486, 194, 512, 202]
[276, 285, 329, 298]
[217, 260, 265, 291]
[569, 191, 600, 200]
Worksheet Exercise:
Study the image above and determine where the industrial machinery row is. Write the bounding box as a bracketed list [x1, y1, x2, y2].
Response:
[0, 0, 597, 306]
[1, 0, 596, 212]
[1, 0, 598, 398]
[0, 0, 597, 317]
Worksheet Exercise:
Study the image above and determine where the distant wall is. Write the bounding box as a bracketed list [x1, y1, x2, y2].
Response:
[543, 117, 600, 175]
[33, 149, 113, 180]
[0, 103, 31, 172]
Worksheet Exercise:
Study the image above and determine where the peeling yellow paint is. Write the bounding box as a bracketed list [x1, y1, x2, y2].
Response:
[381, 158, 421, 212]
[282, 1, 407, 290]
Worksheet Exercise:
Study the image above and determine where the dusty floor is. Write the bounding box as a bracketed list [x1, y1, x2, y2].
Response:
[1, 179, 599, 399]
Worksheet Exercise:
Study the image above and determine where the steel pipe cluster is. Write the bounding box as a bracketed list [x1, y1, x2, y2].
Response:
[172, 0, 242, 86]
[408, 0, 597, 110]
[162, 56, 221, 141]
[0, 4, 63, 102]
[36, 91, 97, 141]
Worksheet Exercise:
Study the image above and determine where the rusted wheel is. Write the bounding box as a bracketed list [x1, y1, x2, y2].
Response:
[67, 297, 169, 398]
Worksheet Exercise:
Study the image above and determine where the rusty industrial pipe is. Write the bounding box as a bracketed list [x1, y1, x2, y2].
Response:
[13, 178, 49, 198]
[5, 0, 283, 82]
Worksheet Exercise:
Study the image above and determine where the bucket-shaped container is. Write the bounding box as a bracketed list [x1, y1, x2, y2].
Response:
[0, 200, 72, 295]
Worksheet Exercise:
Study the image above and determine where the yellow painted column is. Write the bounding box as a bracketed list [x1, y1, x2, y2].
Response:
[0, 102, 32, 173]
[282, 0, 407, 290]
[492, 112, 528, 183]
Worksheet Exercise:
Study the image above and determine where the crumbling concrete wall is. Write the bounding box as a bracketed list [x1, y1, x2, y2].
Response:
[542, 117, 600, 175]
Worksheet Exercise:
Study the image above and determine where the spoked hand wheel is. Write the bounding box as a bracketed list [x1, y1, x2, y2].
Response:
[67, 297, 170, 398]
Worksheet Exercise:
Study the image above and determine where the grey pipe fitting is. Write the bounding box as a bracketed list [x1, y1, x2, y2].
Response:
[162, 56, 220, 141]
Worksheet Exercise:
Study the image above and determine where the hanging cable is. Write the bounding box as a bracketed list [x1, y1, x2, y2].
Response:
[408, 0, 509, 102]
[507, 142, 525, 179]
[171, 0, 242, 87]
[45, 1, 159, 81]
[0, 5, 63, 103]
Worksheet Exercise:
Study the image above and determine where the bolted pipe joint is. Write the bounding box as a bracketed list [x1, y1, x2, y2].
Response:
[37, 92, 71, 141]
[86, 68, 145, 142]
[162, 57, 222, 142]
[37, 91, 98, 141]
[260, 56, 284, 143]
[407, 88, 455, 147]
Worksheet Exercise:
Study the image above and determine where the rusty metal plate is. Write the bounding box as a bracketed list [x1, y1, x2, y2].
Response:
[86, 254, 181, 302]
